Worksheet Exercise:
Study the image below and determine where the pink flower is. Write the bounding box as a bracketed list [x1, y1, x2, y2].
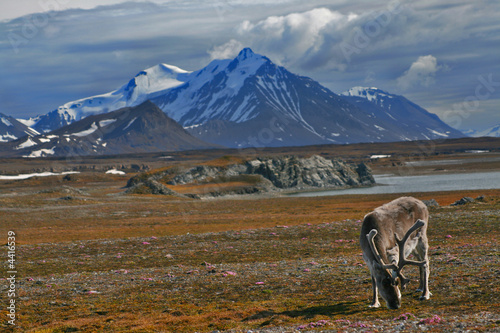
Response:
[394, 313, 416, 321]
[142, 242, 150, 245]
[418, 315, 442, 325]
[303, 268, 311, 272]
[225, 271, 237, 276]
[446, 235, 452, 238]
[255, 281, 265, 285]
[150, 236, 158, 240]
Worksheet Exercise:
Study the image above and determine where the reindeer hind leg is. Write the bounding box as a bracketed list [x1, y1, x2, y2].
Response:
[414, 236, 431, 300]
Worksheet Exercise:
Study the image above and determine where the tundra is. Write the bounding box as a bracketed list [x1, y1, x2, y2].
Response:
[360, 196, 431, 309]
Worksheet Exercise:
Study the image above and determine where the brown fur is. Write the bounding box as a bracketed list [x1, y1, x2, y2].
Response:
[360, 197, 431, 309]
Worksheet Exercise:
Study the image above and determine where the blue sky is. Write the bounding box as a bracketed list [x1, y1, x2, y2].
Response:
[0, 0, 499, 132]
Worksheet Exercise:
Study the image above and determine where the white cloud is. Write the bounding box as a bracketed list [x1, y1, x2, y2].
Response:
[236, 7, 352, 68]
[208, 39, 243, 60]
[1, 0, 499, 132]
[397, 55, 441, 90]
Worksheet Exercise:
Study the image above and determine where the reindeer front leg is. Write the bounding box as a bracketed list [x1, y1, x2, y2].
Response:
[415, 237, 431, 300]
[369, 275, 381, 307]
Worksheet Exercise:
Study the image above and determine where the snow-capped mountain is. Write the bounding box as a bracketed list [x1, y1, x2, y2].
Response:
[340, 87, 465, 140]
[25, 48, 465, 148]
[31, 64, 191, 133]
[0, 101, 219, 158]
[153, 48, 397, 147]
[468, 124, 500, 137]
[0, 113, 39, 142]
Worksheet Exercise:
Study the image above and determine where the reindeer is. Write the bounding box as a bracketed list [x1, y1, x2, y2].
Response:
[359, 196, 431, 309]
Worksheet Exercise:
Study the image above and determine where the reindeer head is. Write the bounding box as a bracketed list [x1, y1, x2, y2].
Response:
[366, 219, 427, 309]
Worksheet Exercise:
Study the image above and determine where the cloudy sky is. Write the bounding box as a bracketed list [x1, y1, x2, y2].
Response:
[1, 0, 498, 132]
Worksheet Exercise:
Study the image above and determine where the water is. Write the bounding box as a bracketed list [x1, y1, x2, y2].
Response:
[288, 171, 500, 197]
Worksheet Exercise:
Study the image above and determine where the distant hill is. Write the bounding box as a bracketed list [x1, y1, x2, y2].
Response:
[466, 124, 500, 138]
[0, 113, 39, 142]
[340, 87, 465, 140]
[0, 101, 220, 158]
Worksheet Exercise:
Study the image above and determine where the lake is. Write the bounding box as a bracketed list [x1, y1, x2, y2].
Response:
[288, 171, 500, 197]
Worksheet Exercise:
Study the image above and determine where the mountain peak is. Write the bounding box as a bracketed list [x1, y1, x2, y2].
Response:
[237, 47, 255, 60]
[233, 48, 269, 65]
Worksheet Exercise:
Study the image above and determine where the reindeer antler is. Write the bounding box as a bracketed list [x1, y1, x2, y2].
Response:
[394, 219, 427, 289]
[394, 219, 427, 269]
[367, 229, 398, 271]
[367, 219, 427, 289]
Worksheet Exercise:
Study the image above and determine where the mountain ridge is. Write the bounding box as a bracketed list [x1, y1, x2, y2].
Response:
[8, 48, 466, 148]
[0, 101, 220, 157]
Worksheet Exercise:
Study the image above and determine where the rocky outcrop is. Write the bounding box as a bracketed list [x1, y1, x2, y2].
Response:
[125, 155, 375, 198]
[246, 155, 374, 190]
[126, 179, 184, 197]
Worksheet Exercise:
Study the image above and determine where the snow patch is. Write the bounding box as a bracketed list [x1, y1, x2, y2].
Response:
[184, 123, 203, 130]
[23, 147, 56, 158]
[72, 122, 99, 137]
[1, 117, 13, 127]
[124, 117, 137, 130]
[0, 133, 17, 142]
[16, 138, 37, 150]
[17, 117, 38, 127]
[341, 86, 393, 103]
[427, 128, 448, 137]
[0, 171, 79, 180]
[99, 119, 117, 127]
[106, 169, 126, 175]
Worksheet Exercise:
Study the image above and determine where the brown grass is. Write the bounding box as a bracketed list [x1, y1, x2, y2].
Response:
[0, 171, 498, 332]
[1, 147, 499, 332]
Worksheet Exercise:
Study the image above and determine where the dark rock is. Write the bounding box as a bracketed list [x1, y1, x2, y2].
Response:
[423, 199, 440, 207]
[451, 197, 475, 206]
[356, 163, 375, 185]
[125, 179, 183, 197]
